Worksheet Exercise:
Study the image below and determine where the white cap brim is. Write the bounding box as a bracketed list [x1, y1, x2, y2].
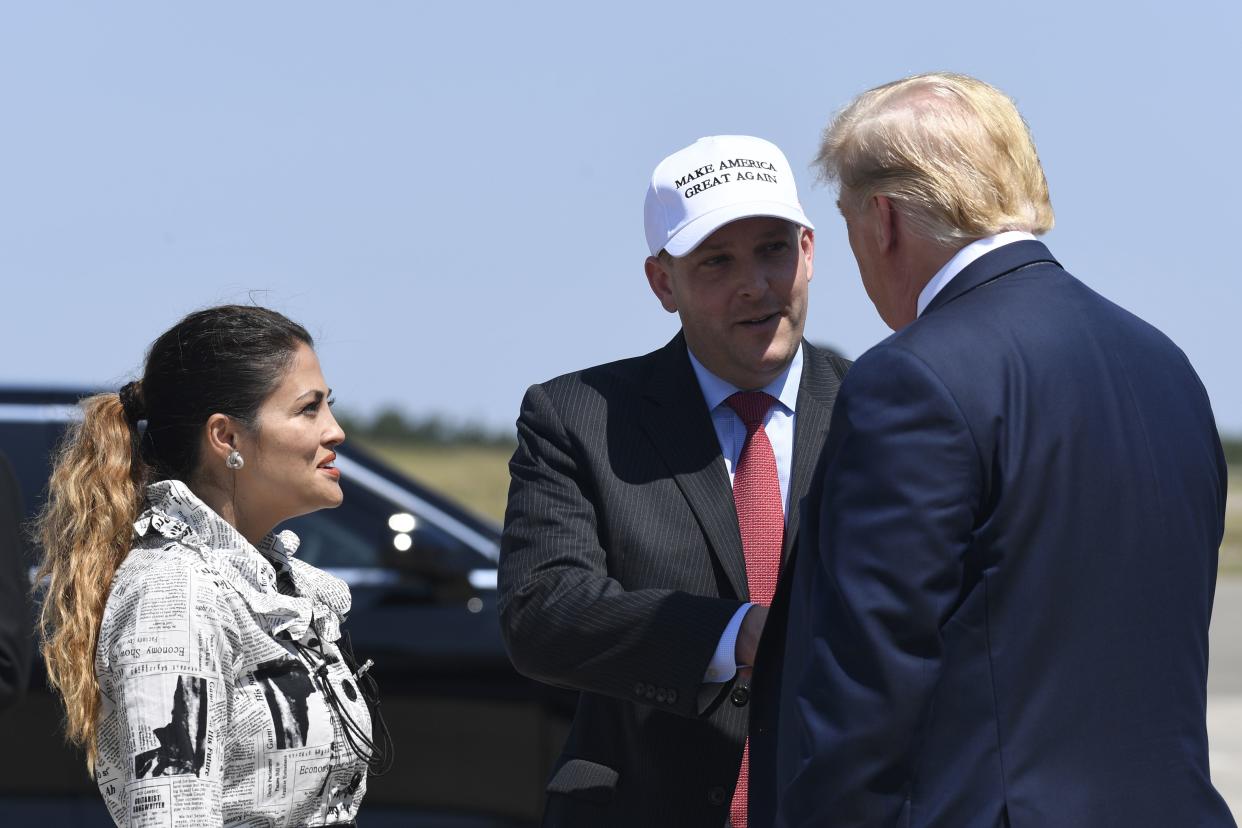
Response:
[663, 199, 815, 258]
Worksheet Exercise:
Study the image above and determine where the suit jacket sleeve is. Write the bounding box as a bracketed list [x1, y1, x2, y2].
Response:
[0, 455, 32, 711]
[776, 345, 981, 827]
[499, 382, 743, 718]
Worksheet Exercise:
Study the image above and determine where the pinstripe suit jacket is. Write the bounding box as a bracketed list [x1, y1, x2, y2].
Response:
[498, 333, 848, 828]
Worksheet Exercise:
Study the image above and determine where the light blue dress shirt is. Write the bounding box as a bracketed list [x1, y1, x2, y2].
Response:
[686, 345, 803, 683]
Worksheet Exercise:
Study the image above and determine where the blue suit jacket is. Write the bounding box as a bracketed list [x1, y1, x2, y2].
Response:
[766, 241, 1234, 827]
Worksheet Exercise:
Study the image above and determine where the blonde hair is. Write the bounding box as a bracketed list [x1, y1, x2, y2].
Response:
[35, 393, 145, 771]
[816, 72, 1054, 246]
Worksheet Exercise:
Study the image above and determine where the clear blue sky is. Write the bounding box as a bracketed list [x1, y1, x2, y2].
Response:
[4, 2, 1240, 433]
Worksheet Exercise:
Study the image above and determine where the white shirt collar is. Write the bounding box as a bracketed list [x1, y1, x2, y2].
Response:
[686, 342, 803, 415]
[917, 231, 1037, 317]
[134, 479, 350, 643]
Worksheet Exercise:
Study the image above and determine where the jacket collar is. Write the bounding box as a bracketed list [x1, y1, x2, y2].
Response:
[921, 239, 1060, 317]
[784, 343, 844, 560]
[639, 334, 749, 599]
[686, 343, 803, 416]
[636, 335, 846, 599]
[133, 480, 350, 642]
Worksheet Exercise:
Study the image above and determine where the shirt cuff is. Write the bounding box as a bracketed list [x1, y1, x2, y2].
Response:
[703, 603, 752, 684]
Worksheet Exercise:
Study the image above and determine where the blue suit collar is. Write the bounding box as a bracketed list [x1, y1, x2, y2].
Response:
[922, 239, 1060, 317]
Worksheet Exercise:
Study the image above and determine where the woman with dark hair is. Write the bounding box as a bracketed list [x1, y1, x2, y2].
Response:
[36, 305, 380, 827]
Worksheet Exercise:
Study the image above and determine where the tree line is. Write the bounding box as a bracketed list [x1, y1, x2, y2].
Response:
[341, 406, 1242, 469]
[1225, 436, 1242, 469]
[336, 408, 515, 448]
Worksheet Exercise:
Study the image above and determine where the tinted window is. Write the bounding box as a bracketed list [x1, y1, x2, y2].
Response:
[0, 421, 64, 525]
[0, 417, 493, 590]
[279, 477, 392, 568]
[277, 472, 494, 579]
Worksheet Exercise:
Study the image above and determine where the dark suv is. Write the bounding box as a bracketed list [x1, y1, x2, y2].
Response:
[0, 388, 571, 827]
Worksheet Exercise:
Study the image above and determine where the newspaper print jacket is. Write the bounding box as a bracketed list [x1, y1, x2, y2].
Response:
[94, 480, 371, 827]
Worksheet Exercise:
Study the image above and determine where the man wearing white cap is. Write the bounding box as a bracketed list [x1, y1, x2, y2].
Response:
[498, 135, 850, 828]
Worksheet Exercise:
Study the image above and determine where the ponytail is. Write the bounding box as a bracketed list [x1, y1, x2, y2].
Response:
[35, 392, 147, 770]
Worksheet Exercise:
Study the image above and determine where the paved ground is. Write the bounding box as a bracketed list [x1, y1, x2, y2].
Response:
[1210, 576, 1242, 817]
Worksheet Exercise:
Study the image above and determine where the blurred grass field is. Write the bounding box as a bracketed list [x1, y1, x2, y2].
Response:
[1224, 474, 1242, 575]
[358, 438, 1242, 576]
[356, 439, 514, 522]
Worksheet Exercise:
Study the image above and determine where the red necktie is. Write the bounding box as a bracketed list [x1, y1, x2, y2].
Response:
[724, 391, 784, 828]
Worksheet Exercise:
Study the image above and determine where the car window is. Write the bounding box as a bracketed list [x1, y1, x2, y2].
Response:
[0, 421, 63, 525]
[0, 420, 68, 571]
[277, 475, 494, 578]
[0, 417, 495, 589]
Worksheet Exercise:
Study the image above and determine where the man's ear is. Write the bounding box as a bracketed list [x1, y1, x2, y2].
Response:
[800, 227, 815, 284]
[204, 413, 242, 465]
[873, 195, 897, 253]
[644, 255, 679, 313]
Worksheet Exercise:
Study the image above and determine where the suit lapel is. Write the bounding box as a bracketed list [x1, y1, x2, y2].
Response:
[638, 335, 749, 601]
[784, 343, 845, 561]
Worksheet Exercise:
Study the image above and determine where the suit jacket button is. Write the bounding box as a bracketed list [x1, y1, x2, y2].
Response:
[656, 689, 667, 703]
[730, 685, 751, 707]
[708, 786, 727, 806]
[667, 689, 678, 704]
[645, 686, 656, 700]
[635, 682, 645, 697]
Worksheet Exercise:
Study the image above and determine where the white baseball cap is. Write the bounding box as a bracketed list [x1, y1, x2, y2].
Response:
[644, 135, 813, 257]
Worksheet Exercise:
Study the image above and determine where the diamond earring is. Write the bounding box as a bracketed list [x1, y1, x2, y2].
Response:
[226, 449, 244, 470]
